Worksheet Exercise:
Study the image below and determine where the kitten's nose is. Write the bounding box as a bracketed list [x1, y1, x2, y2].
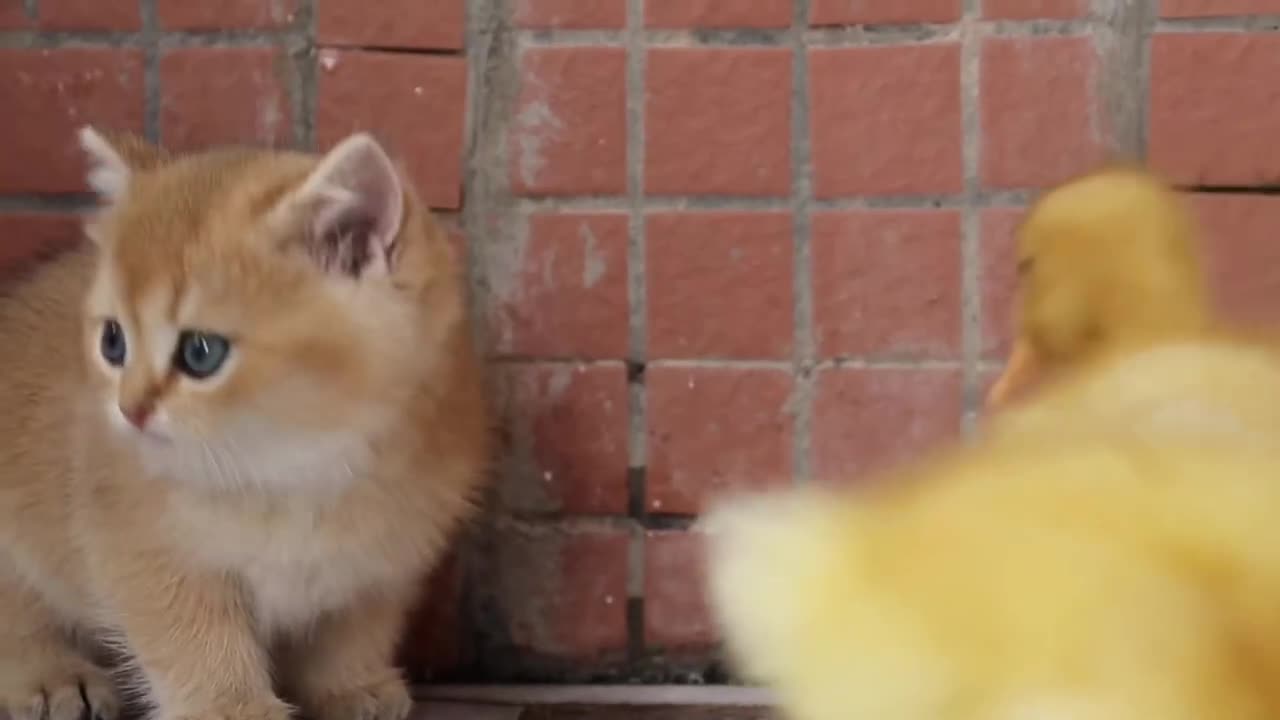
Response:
[119, 402, 153, 429]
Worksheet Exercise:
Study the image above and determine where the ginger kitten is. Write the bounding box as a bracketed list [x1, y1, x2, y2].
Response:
[0, 128, 489, 720]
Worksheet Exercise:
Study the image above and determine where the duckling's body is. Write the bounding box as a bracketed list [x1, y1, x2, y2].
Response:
[705, 167, 1280, 720]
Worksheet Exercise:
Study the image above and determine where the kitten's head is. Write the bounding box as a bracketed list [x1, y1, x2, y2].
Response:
[78, 127, 463, 494]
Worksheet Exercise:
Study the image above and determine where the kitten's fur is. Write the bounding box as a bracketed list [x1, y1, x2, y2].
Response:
[0, 128, 489, 720]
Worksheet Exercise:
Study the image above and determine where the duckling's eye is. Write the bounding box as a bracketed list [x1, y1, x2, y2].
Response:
[100, 319, 127, 367]
[174, 331, 231, 380]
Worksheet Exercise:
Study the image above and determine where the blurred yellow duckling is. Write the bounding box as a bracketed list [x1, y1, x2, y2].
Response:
[704, 166, 1280, 720]
[986, 165, 1211, 409]
[705, 433, 1280, 720]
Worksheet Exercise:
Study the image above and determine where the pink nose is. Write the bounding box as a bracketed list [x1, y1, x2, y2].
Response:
[119, 402, 152, 429]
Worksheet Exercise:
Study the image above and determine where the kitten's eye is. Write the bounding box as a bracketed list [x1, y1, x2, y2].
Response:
[174, 331, 231, 380]
[100, 319, 126, 367]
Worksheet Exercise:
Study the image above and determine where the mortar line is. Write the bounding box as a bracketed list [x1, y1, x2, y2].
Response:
[959, 0, 982, 434]
[509, 22, 1109, 47]
[0, 188, 1053, 214]
[789, 0, 814, 484]
[487, 357, 965, 370]
[456, 0, 519, 682]
[623, 0, 648, 660]
[0, 20, 1115, 51]
[140, 0, 159, 141]
[23, 0, 35, 22]
[459, 0, 491, 341]
[1092, 0, 1154, 160]
[1136, 0, 1156, 160]
[294, 0, 317, 149]
[0, 30, 313, 49]
[510, 190, 1036, 212]
[0, 194, 96, 212]
[1154, 15, 1280, 31]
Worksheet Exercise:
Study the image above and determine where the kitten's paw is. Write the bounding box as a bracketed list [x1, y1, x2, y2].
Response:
[0, 656, 120, 720]
[306, 676, 412, 720]
[170, 697, 292, 720]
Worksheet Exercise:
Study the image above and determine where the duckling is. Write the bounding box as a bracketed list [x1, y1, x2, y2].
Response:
[987, 166, 1211, 408]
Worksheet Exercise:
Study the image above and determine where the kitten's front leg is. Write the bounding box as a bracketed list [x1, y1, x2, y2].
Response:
[98, 551, 289, 720]
[0, 572, 119, 720]
[281, 589, 414, 720]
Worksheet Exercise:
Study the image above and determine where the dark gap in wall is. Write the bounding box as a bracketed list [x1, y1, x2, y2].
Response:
[626, 359, 646, 384]
[627, 465, 647, 518]
[626, 597, 645, 662]
[323, 44, 463, 57]
[1178, 184, 1280, 196]
[705, 660, 733, 684]
[641, 513, 697, 531]
[626, 358, 647, 528]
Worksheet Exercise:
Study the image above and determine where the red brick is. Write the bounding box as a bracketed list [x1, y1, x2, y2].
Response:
[980, 207, 1025, 360]
[316, 50, 467, 209]
[647, 0, 792, 28]
[490, 526, 630, 658]
[511, 46, 627, 197]
[515, 0, 626, 27]
[1161, 0, 1280, 16]
[0, 213, 83, 272]
[159, 48, 292, 152]
[644, 530, 716, 650]
[493, 214, 629, 359]
[498, 364, 630, 515]
[982, 0, 1089, 19]
[813, 210, 962, 360]
[0, 2, 30, 29]
[400, 552, 468, 677]
[812, 0, 960, 24]
[316, 0, 463, 50]
[647, 212, 794, 360]
[812, 367, 963, 479]
[810, 44, 962, 197]
[1189, 195, 1280, 327]
[647, 366, 794, 514]
[646, 48, 792, 196]
[0, 49, 145, 194]
[981, 37, 1104, 190]
[1150, 33, 1280, 186]
[39, 0, 140, 29]
[157, 0, 298, 28]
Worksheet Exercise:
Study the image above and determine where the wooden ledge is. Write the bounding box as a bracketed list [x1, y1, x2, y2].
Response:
[412, 685, 777, 719]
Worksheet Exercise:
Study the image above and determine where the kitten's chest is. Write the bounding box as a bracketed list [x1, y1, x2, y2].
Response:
[172, 497, 399, 635]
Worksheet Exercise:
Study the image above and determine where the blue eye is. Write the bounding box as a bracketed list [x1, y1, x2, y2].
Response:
[174, 331, 230, 379]
[100, 319, 126, 367]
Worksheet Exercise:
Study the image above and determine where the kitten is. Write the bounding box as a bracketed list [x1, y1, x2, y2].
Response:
[0, 128, 490, 720]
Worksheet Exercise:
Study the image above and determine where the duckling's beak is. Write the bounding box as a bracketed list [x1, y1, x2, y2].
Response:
[985, 338, 1040, 410]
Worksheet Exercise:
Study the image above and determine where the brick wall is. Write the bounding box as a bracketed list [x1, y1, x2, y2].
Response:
[6, 0, 1280, 684]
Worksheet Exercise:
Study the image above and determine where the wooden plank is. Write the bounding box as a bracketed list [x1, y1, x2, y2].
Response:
[410, 702, 525, 720]
[414, 685, 775, 708]
[517, 705, 777, 720]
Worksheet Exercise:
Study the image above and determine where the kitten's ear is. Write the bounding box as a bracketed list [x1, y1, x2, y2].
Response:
[78, 126, 165, 202]
[286, 133, 405, 278]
